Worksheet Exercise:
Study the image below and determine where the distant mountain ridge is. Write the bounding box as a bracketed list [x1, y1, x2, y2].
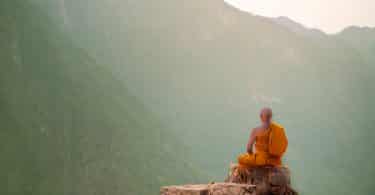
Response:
[271, 16, 326, 37]
[264, 14, 375, 40]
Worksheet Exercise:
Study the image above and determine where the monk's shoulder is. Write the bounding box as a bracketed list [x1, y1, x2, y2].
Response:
[271, 122, 284, 130]
[252, 126, 263, 134]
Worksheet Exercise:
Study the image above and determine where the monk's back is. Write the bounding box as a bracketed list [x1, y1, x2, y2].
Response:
[253, 127, 270, 154]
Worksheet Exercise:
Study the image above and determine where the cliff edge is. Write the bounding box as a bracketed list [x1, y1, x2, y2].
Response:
[160, 164, 297, 195]
[161, 183, 256, 195]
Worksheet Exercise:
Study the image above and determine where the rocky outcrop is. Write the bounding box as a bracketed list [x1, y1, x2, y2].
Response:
[160, 164, 297, 195]
[161, 183, 256, 195]
[225, 164, 297, 195]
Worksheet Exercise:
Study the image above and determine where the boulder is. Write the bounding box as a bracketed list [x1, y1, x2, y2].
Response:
[225, 164, 297, 195]
[160, 183, 256, 195]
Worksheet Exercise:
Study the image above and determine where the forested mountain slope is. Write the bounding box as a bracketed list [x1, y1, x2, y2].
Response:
[0, 1, 197, 195]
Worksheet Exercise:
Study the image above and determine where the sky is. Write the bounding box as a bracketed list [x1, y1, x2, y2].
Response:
[224, 0, 375, 33]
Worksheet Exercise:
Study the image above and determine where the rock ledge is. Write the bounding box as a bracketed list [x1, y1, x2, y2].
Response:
[161, 182, 256, 195]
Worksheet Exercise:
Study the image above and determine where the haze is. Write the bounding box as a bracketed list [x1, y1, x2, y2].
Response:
[225, 0, 375, 33]
[2, 0, 375, 194]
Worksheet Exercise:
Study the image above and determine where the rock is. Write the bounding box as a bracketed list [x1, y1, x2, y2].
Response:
[225, 164, 298, 195]
[160, 184, 209, 195]
[160, 183, 256, 195]
[209, 183, 256, 195]
[160, 164, 297, 195]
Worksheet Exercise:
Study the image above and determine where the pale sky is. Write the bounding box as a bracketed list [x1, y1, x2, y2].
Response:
[224, 0, 375, 33]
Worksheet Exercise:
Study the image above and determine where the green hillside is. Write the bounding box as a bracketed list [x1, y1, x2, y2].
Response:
[0, 1, 197, 195]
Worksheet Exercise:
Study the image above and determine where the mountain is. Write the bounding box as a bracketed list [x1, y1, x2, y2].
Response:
[336, 26, 375, 63]
[5, 0, 375, 194]
[272, 16, 326, 38]
[338, 25, 375, 43]
[0, 1, 197, 195]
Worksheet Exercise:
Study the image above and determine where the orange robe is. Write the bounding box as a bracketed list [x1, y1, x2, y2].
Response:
[238, 126, 282, 168]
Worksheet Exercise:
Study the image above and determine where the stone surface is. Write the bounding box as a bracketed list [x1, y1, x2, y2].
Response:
[225, 164, 297, 195]
[161, 183, 256, 195]
[160, 164, 297, 195]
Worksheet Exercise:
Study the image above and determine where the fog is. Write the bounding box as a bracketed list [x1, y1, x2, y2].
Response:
[1, 0, 375, 194]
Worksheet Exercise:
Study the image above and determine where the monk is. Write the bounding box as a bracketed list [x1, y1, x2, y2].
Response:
[238, 108, 287, 168]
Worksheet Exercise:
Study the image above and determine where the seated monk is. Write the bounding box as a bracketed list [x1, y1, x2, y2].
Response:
[238, 107, 288, 168]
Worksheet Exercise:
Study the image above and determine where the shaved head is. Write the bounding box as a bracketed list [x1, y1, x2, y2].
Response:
[260, 107, 273, 127]
[260, 107, 272, 116]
